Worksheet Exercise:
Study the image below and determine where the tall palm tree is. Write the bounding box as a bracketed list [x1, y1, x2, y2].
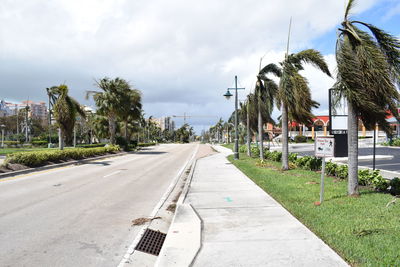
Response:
[334, 0, 400, 195]
[49, 84, 86, 149]
[215, 118, 224, 143]
[256, 63, 280, 160]
[278, 49, 331, 169]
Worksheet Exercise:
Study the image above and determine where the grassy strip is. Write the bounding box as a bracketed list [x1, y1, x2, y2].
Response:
[5, 146, 120, 167]
[226, 151, 400, 266]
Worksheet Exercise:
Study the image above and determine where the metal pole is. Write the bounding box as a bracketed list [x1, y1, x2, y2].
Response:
[1, 129, 4, 148]
[320, 157, 326, 203]
[234, 76, 239, 160]
[373, 124, 376, 170]
[48, 93, 52, 146]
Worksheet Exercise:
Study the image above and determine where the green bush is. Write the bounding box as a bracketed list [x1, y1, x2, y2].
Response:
[239, 145, 247, 153]
[336, 165, 348, 179]
[3, 141, 20, 146]
[325, 161, 338, 176]
[295, 156, 322, 171]
[5, 145, 120, 167]
[31, 140, 48, 147]
[389, 178, 400, 196]
[392, 138, 400, 146]
[288, 153, 298, 162]
[358, 169, 388, 191]
[250, 146, 260, 157]
[294, 135, 307, 143]
[76, 143, 106, 148]
[138, 142, 157, 147]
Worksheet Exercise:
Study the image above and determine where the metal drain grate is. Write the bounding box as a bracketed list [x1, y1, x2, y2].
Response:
[135, 228, 167, 256]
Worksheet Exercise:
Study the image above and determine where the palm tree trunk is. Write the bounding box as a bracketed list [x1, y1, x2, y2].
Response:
[347, 100, 359, 196]
[124, 121, 128, 141]
[258, 103, 264, 160]
[58, 128, 64, 150]
[109, 115, 116, 145]
[281, 102, 289, 170]
[246, 107, 251, 157]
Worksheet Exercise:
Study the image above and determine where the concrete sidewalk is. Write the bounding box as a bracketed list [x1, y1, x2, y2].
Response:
[182, 145, 348, 266]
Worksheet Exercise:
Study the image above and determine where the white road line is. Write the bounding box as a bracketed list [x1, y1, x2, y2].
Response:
[103, 170, 122, 178]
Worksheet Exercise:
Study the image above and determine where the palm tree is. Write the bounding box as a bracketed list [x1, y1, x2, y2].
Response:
[87, 77, 141, 145]
[49, 84, 86, 149]
[278, 49, 331, 169]
[256, 63, 280, 160]
[215, 118, 224, 143]
[334, 0, 400, 195]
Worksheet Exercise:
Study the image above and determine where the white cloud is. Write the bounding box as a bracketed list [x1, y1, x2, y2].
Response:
[0, 0, 383, 132]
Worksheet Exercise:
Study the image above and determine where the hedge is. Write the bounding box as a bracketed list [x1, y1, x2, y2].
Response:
[138, 142, 157, 147]
[5, 145, 120, 167]
[76, 143, 106, 148]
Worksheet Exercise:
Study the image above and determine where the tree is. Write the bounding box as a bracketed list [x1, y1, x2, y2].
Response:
[277, 49, 331, 170]
[87, 77, 142, 145]
[256, 63, 280, 160]
[48, 84, 85, 149]
[334, 0, 400, 195]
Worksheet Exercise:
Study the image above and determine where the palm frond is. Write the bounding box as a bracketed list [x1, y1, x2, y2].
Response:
[345, 0, 356, 20]
[291, 49, 332, 77]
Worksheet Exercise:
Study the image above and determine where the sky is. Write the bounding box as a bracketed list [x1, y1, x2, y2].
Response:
[0, 0, 399, 134]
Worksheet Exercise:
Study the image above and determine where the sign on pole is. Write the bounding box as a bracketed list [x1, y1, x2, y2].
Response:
[315, 137, 335, 158]
[315, 137, 335, 204]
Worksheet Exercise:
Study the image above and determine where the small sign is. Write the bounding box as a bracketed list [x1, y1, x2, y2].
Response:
[315, 137, 335, 158]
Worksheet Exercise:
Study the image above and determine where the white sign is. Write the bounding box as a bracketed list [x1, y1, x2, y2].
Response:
[331, 116, 348, 130]
[315, 137, 335, 158]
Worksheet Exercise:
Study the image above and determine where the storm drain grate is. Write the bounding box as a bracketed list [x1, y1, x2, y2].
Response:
[135, 228, 167, 256]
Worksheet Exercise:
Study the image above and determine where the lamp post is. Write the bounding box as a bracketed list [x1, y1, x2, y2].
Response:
[1, 124, 5, 148]
[223, 75, 245, 160]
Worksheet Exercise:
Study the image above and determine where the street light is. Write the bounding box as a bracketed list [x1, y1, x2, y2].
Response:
[0, 124, 5, 148]
[223, 76, 245, 160]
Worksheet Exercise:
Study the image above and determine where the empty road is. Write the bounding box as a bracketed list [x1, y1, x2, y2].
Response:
[0, 143, 197, 267]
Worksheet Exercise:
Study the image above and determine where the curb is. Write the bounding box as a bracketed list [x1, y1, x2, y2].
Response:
[155, 153, 202, 266]
[0, 151, 129, 180]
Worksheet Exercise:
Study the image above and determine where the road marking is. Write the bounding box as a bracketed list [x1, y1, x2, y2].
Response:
[103, 170, 122, 178]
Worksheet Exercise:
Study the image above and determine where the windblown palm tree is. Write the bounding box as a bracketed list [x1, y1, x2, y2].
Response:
[278, 49, 331, 170]
[256, 63, 280, 160]
[334, 0, 400, 195]
[49, 84, 86, 149]
[87, 77, 142, 145]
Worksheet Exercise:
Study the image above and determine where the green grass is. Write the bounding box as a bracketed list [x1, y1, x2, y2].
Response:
[226, 152, 400, 266]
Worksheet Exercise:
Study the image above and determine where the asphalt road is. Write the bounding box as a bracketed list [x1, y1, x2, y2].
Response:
[0, 143, 197, 267]
[295, 145, 400, 173]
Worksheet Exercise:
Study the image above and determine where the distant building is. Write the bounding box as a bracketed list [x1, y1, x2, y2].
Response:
[154, 116, 175, 132]
[0, 100, 48, 122]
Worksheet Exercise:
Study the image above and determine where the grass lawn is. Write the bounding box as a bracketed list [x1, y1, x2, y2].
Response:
[223, 148, 400, 266]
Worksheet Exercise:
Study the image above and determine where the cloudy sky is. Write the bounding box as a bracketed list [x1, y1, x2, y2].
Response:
[1, 0, 399, 133]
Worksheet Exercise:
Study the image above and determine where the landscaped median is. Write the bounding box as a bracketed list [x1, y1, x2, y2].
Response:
[222, 144, 400, 266]
[2, 145, 120, 169]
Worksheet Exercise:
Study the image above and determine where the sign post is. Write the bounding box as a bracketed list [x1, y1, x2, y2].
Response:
[315, 136, 335, 204]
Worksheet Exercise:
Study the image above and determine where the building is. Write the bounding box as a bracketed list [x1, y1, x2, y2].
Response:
[22, 101, 48, 121]
[155, 117, 175, 132]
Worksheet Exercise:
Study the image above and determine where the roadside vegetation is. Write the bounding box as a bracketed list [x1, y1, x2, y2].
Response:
[223, 146, 400, 266]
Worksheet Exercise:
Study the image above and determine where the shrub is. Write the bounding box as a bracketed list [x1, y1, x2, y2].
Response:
[389, 178, 400, 196]
[138, 142, 157, 147]
[32, 140, 48, 147]
[325, 161, 338, 176]
[268, 151, 282, 162]
[294, 135, 307, 143]
[336, 165, 348, 179]
[288, 153, 298, 162]
[295, 156, 322, 171]
[5, 145, 120, 167]
[239, 145, 247, 153]
[76, 143, 106, 148]
[392, 138, 400, 146]
[3, 141, 20, 146]
[250, 146, 260, 157]
[116, 136, 129, 150]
